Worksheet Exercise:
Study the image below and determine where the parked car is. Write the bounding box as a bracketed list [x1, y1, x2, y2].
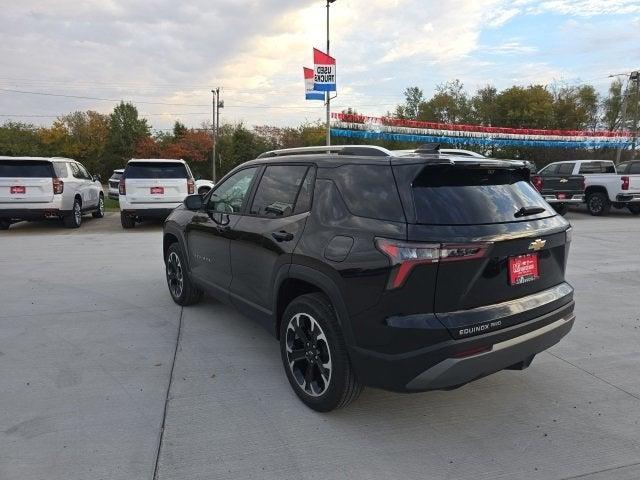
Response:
[535, 160, 640, 216]
[195, 179, 215, 196]
[108, 169, 124, 200]
[162, 145, 575, 412]
[119, 158, 195, 229]
[532, 162, 585, 215]
[0, 156, 104, 230]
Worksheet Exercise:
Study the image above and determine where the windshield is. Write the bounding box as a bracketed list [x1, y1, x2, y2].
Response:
[0, 160, 54, 178]
[410, 165, 553, 225]
[124, 162, 188, 179]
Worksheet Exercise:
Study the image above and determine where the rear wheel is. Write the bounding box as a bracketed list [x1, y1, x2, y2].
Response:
[0, 219, 10, 230]
[165, 243, 203, 305]
[628, 205, 640, 215]
[63, 198, 82, 228]
[587, 192, 610, 216]
[120, 212, 135, 229]
[280, 293, 362, 412]
[92, 194, 105, 218]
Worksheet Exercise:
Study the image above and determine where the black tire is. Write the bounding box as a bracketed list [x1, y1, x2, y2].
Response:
[587, 192, 610, 216]
[628, 205, 640, 215]
[165, 243, 203, 305]
[120, 212, 135, 229]
[0, 219, 10, 230]
[92, 194, 105, 218]
[552, 204, 567, 215]
[280, 293, 363, 412]
[63, 198, 82, 228]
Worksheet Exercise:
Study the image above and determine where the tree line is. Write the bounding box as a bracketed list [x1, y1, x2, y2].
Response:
[1, 78, 637, 179]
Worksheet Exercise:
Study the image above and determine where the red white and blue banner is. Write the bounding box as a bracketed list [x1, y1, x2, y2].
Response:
[331, 113, 633, 149]
[313, 48, 336, 92]
[304, 67, 324, 101]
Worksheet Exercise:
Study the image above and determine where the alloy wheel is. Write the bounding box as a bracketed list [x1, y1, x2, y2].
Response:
[166, 252, 184, 299]
[98, 197, 104, 216]
[589, 196, 602, 213]
[74, 202, 82, 225]
[285, 312, 332, 397]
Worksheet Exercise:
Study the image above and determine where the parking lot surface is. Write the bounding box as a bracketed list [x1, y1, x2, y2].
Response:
[1, 211, 639, 480]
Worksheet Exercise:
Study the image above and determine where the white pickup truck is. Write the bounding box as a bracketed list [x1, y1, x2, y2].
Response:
[538, 159, 640, 216]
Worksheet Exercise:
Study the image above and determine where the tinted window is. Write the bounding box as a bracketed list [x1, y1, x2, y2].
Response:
[540, 164, 558, 175]
[250, 165, 308, 217]
[294, 167, 316, 214]
[332, 164, 404, 221]
[557, 163, 575, 174]
[110, 172, 123, 181]
[410, 165, 552, 225]
[76, 163, 91, 179]
[579, 161, 615, 174]
[630, 163, 640, 174]
[208, 167, 257, 213]
[69, 162, 82, 178]
[617, 163, 629, 174]
[125, 162, 188, 179]
[52, 163, 68, 178]
[0, 160, 53, 178]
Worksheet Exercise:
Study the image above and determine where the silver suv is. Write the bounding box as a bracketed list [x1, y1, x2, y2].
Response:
[0, 156, 104, 230]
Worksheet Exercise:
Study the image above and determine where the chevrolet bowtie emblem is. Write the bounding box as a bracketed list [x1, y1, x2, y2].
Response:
[560, 178, 568, 183]
[529, 238, 546, 251]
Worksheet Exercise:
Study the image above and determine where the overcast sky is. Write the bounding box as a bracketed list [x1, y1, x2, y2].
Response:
[1, 0, 639, 131]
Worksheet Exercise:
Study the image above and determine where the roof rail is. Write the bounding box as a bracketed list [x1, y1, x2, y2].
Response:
[415, 143, 440, 154]
[257, 145, 392, 159]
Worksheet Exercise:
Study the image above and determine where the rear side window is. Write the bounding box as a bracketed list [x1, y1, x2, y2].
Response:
[125, 162, 188, 179]
[250, 165, 309, 217]
[331, 164, 404, 222]
[557, 163, 575, 174]
[540, 164, 558, 175]
[53, 163, 68, 178]
[579, 162, 615, 174]
[409, 165, 552, 225]
[630, 163, 640, 174]
[0, 160, 53, 178]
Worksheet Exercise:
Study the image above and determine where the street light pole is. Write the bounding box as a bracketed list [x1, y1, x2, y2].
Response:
[325, 0, 336, 146]
[211, 89, 217, 182]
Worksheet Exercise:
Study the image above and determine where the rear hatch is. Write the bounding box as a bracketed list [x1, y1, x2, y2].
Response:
[123, 162, 189, 204]
[109, 172, 122, 190]
[0, 160, 55, 204]
[392, 159, 571, 338]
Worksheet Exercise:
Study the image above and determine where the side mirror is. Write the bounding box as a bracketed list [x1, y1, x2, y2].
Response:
[93, 174, 101, 182]
[184, 194, 203, 211]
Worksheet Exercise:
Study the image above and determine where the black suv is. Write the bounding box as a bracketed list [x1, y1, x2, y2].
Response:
[162, 145, 575, 412]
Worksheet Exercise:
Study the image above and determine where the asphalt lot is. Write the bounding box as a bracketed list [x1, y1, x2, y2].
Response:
[1, 210, 640, 480]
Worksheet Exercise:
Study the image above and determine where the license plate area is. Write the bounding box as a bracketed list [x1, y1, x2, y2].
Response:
[508, 253, 539, 285]
[556, 193, 567, 199]
[10, 186, 26, 194]
[150, 187, 164, 195]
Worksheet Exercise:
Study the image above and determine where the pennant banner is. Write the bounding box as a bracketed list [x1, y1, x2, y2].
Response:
[304, 67, 324, 101]
[331, 113, 630, 139]
[313, 48, 336, 92]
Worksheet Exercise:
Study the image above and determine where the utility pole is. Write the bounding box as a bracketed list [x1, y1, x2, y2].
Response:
[211, 89, 217, 182]
[325, 0, 336, 146]
[631, 71, 640, 157]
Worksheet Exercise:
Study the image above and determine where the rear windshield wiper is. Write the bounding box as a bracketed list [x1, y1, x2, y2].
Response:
[514, 206, 546, 218]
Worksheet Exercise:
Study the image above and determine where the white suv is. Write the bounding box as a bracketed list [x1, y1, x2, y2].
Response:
[118, 158, 195, 229]
[0, 156, 104, 230]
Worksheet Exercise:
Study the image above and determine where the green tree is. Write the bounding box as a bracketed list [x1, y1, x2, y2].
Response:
[0, 122, 45, 156]
[602, 79, 624, 131]
[419, 80, 470, 123]
[103, 102, 151, 177]
[471, 85, 498, 125]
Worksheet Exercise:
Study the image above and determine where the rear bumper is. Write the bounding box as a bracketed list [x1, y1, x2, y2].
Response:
[616, 193, 640, 203]
[349, 291, 575, 392]
[0, 198, 66, 220]
[543, 194, 584, 205]
[121, 208, 177, 219]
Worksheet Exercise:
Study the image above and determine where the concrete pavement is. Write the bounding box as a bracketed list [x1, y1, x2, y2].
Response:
[1, 211, 639, 479]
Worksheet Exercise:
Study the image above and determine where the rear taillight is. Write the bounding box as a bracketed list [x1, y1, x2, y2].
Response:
[531, 175, 543, 192]
[52, 177, 64, 194]
[187, 178, 195, 195]
[622, 176, 630, 191]
[119, 178, 126, 195]
[375, 238, 491, 289]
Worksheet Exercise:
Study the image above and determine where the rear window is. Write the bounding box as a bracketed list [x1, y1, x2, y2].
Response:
[110, 172, 123, 181]
[410, 165, 552, 225]
[557, 163, 575, 174]
[124, 162, 188, 179]
[0, 160, 53, 178]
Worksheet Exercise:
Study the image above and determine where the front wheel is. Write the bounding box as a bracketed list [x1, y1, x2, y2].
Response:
[280, 293, 362, 412]
[587, 192, 610, 216]
[165, 243, 203, 305]
[92, 194, 105, 218]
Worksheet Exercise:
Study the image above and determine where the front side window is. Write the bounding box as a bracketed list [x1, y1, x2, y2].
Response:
[77, 163, 91, 180]
[208, 167, 258, 213]
[69, 162, 82, 178]
[250, 165, 309, 217]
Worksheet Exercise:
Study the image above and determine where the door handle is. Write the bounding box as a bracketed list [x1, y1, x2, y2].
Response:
[272, 230, 294, 242]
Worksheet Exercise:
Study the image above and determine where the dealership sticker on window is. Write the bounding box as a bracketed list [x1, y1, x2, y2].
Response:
[508, 253, 539, 285]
